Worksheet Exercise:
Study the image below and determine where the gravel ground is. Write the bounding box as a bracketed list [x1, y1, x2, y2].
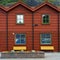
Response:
[0, 52, 60, 60]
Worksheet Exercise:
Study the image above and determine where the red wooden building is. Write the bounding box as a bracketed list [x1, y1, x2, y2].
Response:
[0, 1, 60, 52]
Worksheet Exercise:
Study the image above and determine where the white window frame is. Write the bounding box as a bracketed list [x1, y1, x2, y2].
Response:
[40, 33, 51, 44]
[42, 14, 50, 24]
[16, 14, 24, 24]
[15, 34, 26, 45]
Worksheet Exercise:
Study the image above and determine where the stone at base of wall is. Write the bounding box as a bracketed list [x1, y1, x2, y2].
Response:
[1, 51, 45, 58]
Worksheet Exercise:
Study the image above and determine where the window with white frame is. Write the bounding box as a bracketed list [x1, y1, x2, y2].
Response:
[15, 34, 26, 45]
[42, 14, 49, 24]
[17, 14, 24, 24]
[40, 33, 51, 44]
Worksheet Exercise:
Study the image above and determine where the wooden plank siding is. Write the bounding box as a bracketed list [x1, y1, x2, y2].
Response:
[8, 5, 33, 51]
[0, 2, 60, 52]
[34, 5, 59, 51]
[59, 13, 60, 52]
[0, 9, 7, 51]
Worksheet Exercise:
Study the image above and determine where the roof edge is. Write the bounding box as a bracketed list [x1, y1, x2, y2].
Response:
[33, 2, 60, 12]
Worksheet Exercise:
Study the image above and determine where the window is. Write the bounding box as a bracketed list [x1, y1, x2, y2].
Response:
[15, 34, 26, 44]
[17, 14, 24, 24]
[40, 33, 51, 44]
[42, 14, 49, 24]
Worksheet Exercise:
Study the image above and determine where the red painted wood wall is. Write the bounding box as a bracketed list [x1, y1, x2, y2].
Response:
[34, 5, 59, 52]
[0, 9, 6, 51]
[0, 3, 59, 52]
[8, 5, 33, 51]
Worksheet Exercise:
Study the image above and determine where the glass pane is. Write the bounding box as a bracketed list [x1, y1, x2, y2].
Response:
[16, 38, 21, 44]
[41, 38, 51, 44]
[41, 38, 46, 44]
[42, 14, 49, 24]
[46, 15, 49, 23]
[46, 40, 51, 43]
[46, 34, 50, 38]
[20, 19, 23, 23]
[44, 34, 50, 38]
[41, 34, 50, 38]
[16, 34, 20, 39]
[17, 15, 23, 19]
[21, 38, 26, 44]
[17, 15, 20, 20]
[15, 34, 26, 44]
[43, 15, 46, 23]
[41, 41, 45, 43]
[43, 20, 45, 23]
[20, 15, 24, 20]
[41, 34, 45, 38]
[17, 19, 23, 23]
[41, 34, 51, 44]
[46, 19, 49, 23]
[17, 15, 24, 24]
[21, 34, 25, 38]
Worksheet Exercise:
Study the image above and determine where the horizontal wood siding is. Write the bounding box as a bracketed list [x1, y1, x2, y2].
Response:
[0, 10, 6, 51]
[34, 5, 58, 51]
[8, 5, 32, 51]
[59, 13, 60, 52]
[0, 4, 59, 52]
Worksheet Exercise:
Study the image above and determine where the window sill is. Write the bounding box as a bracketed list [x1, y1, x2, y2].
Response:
[14, 44, 26, 46]
[40, 44, 52, 46]
[16, 23, 24, 25]
[42, 23, 50, 25]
